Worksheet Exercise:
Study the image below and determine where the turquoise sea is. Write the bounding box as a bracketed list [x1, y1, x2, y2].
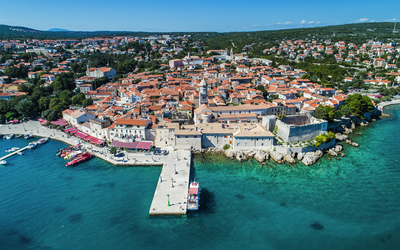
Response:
[1, 105, 400, 250]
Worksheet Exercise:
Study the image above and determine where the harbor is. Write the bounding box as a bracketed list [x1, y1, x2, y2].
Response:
[0, 121, 194, 215]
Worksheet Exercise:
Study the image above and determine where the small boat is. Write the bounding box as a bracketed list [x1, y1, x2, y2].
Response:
[24, 134, 32, 139]
[28, 142, 37, 149]
[5, 134, 14, 140]
[16, 134, 23, 138]
[37, 138, 49, 145]
[187, 181, 200, 211]
[17, 152, 24, 155]
[5, 147, 19, 153]
[0, 160, 6, 165]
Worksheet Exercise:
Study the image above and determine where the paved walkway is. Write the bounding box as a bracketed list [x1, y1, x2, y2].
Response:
[377, 100, 400, 114]
[149, 149, 191, 215]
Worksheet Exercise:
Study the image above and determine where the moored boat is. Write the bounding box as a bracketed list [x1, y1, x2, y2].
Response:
[0, 160, 6, 165]
[5, 134, 14, 140]
[5, 147, 19, 153]
[37, 137, 49, 145]
[28, 142, 37, 149]
[24, 134, 32, 139]
[187, 181, 200, 210]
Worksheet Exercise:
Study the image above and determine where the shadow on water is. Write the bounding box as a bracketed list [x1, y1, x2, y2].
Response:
[197, 188, 215, 214]
[68, 213, 83, 223]
[0, 227, 35, 250]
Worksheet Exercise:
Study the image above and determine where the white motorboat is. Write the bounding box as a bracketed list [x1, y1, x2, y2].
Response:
[28, 142, 37, 149]
[24, 134, 32, 139]
[37, 137, 49, 145]
[0, 160, 6, 165]
[5, 134, 14, 140]
[187, 181, 200, 210]
[5, 147, 19, 153]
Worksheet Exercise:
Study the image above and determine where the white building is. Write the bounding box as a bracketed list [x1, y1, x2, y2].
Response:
[86, 66, 117, 79]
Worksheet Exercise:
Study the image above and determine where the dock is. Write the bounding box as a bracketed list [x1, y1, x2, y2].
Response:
[149, 149, 191, 215]
[0, 145, 30, 161]
[1, 122, 194, 215]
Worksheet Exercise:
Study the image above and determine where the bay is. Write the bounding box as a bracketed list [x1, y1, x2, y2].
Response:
[1, 105, 400, 249]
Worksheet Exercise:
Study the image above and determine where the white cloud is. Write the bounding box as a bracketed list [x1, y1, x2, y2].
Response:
[354, 18, 369, 22]
[277, 21, 292, 25]
[300, 20, 307, 24]
[316, 21, 321, 24]
[308, 21, 315, 24]
[385, 18, 397, 22]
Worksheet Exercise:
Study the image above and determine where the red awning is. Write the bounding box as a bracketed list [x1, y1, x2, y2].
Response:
[64, 127, 77, 132]
[75, 132, 88, 139]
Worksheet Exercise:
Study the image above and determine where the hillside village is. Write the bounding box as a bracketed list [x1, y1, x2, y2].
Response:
[0, 33, 398, 154]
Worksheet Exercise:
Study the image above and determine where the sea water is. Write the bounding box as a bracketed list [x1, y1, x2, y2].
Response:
[1, 105, 400, 250]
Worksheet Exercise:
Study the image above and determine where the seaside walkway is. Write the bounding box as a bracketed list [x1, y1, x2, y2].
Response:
[149, 149, 191, 215]
[377, 99, 400, 114]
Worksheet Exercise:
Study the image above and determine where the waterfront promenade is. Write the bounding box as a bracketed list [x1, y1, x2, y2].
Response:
[377, 99, 400, 114]
[0, 121, 193, 215]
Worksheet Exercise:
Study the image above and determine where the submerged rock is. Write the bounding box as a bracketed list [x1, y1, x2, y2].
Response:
[311, 222, 324, 230]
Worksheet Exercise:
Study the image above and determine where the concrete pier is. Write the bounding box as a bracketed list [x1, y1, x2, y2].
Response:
[149, 149, 191, 215]
[0, 145, 30, 161]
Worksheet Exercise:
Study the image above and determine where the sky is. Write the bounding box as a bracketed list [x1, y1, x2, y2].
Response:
[1, 0, 400, 32]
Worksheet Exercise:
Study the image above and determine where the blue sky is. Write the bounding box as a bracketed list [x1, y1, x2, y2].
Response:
[1, 0, 399, 32]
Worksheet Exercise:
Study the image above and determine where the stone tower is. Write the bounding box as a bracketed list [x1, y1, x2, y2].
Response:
[199, 78, 208, 105]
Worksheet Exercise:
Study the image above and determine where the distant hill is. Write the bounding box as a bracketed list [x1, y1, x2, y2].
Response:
[0, 24, 157, 39]
[47, 28, 70, 32]
[0, 22, 398, 43]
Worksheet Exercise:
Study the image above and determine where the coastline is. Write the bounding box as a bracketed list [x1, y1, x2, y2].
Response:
[0, 121, 166, 167]
[377, 99, 400, 114]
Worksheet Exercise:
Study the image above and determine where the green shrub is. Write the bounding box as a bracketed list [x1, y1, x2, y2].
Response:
[223, 144, 230, 150]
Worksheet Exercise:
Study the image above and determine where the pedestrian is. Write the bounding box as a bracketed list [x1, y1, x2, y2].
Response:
[160, 176, 162, 182]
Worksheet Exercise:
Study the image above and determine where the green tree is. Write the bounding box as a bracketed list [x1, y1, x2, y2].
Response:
[314, 105, 335, 121]
[110, 146, 117, 155]
[345, 94, 374, 118]
[82, 98, 93, 107]
[15, 99, 37, 118]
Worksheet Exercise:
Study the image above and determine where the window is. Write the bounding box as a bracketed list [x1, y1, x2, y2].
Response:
[261, 143, 264, 146]
[177, 136, 181, 138]
[185, 136, 188, 138]
[194, 136, 197, 138]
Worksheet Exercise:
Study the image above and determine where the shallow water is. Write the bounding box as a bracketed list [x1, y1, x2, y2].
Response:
[1, 105, 400, 250]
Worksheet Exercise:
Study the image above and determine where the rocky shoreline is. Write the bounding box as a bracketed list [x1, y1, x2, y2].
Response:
[192, 143, 345, 166]
[192, 113, 380, 166]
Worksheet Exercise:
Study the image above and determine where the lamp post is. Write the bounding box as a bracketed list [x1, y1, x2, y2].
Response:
[167, 194, 170, 206]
